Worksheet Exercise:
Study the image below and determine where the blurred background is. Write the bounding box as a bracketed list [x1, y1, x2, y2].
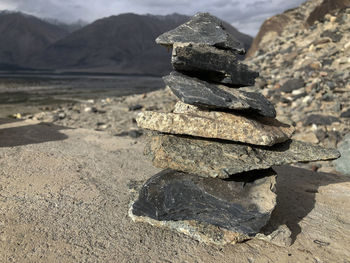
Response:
[0, 0, 349, 173]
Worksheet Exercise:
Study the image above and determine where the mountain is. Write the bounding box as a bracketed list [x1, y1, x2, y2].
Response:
[29, 13, 252, 76]
[0, 11, 69, 70]
[0, 12, 253, 75]
[247, 0, 350, 57]
[44, 18, 88, 33]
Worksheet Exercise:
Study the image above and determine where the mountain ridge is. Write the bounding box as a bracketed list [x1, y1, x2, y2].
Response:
[0, 12, 252, 76]
[0, 11, 69, 69]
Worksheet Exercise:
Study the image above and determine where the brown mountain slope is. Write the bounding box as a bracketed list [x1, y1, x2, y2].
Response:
[247, 0, 332, 57]
[247, 0, 350, 57]
[306, 0, 350, 25]
[245, 2, 350, 172]
[0, 11, 69, 69]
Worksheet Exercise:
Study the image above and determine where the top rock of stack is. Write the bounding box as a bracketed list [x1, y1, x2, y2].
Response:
[156, 12, 245, 54]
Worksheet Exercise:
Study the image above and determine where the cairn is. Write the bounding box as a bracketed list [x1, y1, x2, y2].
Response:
[129, 13, 340, 245]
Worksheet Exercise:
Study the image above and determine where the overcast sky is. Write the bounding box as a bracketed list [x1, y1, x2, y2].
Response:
[0, 0, 306, 36]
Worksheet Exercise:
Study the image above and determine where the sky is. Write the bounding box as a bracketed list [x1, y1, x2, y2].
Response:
[0, 0, 306, 36]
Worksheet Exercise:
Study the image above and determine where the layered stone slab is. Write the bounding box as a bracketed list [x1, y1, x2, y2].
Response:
[172, 43, 258, 86]
[145, 134, 341, 179]
[156, 12, 245, 53]
[137, 102, 294, 146]
[163, 72, 276, 118]
[130, 169, 277, 245]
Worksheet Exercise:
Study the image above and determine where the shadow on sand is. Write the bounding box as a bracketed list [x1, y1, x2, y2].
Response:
[263, 165, 350, 243]
[0, 119, 70, 147]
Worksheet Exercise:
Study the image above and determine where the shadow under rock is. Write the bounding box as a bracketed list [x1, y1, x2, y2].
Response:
[263, 165, 350, 244]
[0, 118, 21, 125]
[0, 122, 71, 147]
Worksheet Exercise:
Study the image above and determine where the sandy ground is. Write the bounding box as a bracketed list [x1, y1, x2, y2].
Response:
[0, 119, 349, 263]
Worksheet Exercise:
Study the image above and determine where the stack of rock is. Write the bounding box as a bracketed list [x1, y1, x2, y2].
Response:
[129, 13, 340, 245]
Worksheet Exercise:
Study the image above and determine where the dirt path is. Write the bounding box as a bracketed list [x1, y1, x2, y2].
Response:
[0, 119, 349, 262]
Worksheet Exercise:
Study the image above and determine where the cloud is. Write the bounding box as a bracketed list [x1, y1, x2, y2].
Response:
[0, 0, 16, 10]
[0, 0, 306, 36]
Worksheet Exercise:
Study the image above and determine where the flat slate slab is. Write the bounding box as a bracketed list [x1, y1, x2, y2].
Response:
[137, 102, 294, 146]
[145, 134, 341, 179]
[156, 12, 245, 53]
[130, 169, 277, 245]
[163, 72, 276, 118]
[172, 43, 258, 86]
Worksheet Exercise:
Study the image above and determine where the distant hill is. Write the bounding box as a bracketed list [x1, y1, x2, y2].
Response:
[0, 11, 69, 69]
[0, 12, 253, 76]
[29, 13, 190, 75]
[44, 18, 88, 33]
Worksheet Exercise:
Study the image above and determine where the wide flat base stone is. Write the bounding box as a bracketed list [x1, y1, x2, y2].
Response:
[130, 169, 277, 245]
[145, 133, 341, 179]
[137, 102, 293, 146]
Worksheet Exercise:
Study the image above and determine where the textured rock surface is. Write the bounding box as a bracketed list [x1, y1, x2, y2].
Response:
[137, 102, 293, 146]
[156, 12, 245, 53]
[163, 72, 276, 118]
[130, 169, 277, 245]
[334, 133, 350, 175]
[279, 79, 305, 93]
[256, 225, 292, 247]
[304, 114, 341, 126]
[172, 43, 258, 86]
[145, 134, 341, 178]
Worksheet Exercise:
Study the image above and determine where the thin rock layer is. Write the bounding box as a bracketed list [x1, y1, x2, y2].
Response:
[145, 133, 341, 179]
[137, 102, 293, 146]
[172, 43, 258, 86]
[163, 71, 276, 118]
[156, 12, 245, 53]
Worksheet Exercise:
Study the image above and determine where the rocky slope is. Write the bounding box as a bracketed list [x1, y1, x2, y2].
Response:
[245, 0, 350, 173]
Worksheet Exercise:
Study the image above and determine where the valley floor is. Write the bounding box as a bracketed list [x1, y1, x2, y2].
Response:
[0, 118, 349, 262]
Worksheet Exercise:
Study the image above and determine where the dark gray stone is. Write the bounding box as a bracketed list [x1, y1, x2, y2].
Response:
[172, 44, 258, 86]
[114, 130, 143, 138]
[128, 104, 143, 111]
[280, 79, 305, 93]
[156, 12, 245, 54]
[292, 92, 307, 100]
[304, 114, 341, 126]
[163, 72, 276, 118]
[340, 109, 350, 118]
[334, 134, 350, 175]
[321, 30, 343, 42]
[146, 133, 341, 179]
[131, 169, 277, 244]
